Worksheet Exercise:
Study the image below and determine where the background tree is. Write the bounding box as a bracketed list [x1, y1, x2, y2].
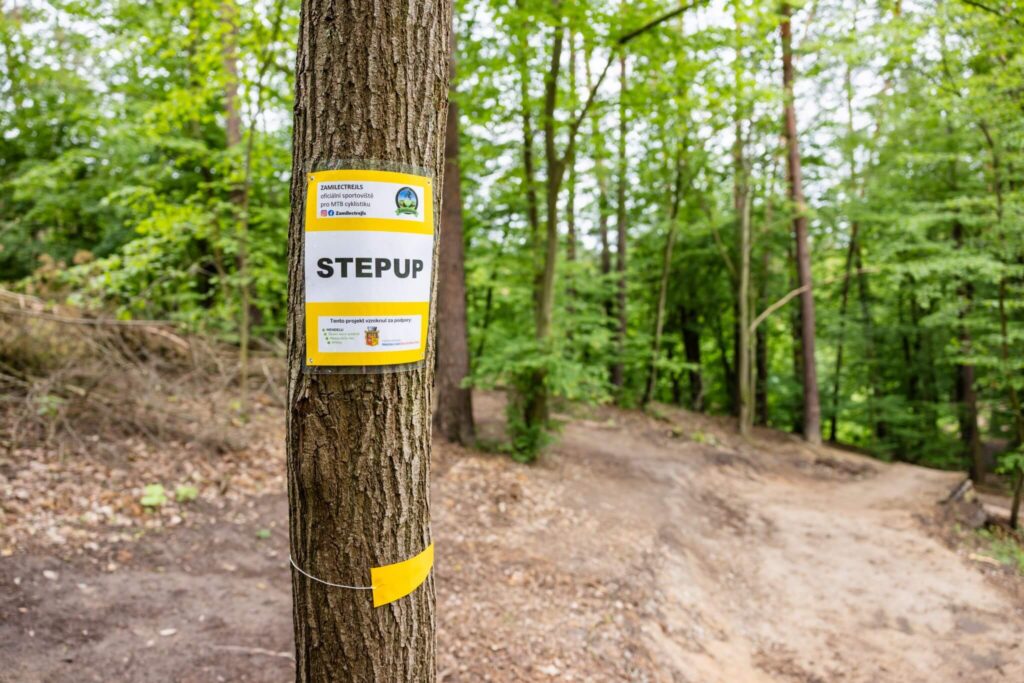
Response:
[4, 0, 1024, 492]
[435, 28, 476, 446]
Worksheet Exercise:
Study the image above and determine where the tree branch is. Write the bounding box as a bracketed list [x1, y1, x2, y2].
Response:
[560, 1, 710, 167]
[958, 0, 1023, 26]
[617, 0, 709, 46]
[750, 268, 877, 333]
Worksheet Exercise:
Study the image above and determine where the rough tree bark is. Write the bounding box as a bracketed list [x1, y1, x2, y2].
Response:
[285, 1, 450, 679]
[780, 2, 821, 444]
[434, 36, 474, 446]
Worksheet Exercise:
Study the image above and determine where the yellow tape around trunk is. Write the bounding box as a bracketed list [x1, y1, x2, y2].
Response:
[371, 543, 434, 608]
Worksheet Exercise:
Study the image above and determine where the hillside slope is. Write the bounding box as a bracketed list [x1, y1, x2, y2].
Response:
[2, 392, 1022, 682]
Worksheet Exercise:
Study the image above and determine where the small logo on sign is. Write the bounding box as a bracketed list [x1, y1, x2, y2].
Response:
[365, 326, 380, 347]
[320, 209, 328, 217]
[395, 187, 419, 216]
[328, 209, 335, 216]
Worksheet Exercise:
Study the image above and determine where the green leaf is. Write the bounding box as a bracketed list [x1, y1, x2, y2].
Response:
[174, 485, 199, 503]
[140, 484, 167, 508]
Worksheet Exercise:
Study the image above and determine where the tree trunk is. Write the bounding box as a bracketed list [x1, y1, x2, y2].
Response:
[788, 241, 804, 436]
[734, 117, 753, 437]
[755, 321, 768, 424]
[611, 54, 628, 394]
[953, 220, 983, 482]
[434, 47, 474, 446]
[221, 0, 251, 412]
[518, 67, 541, 312]
[755, 245, 769, 425]
[780, 3, 821, 445]
[853, 239, 885, 443]
[285, 1, 450, 679]
[829, 224, 857, 442]
[643, 149, 684, 406]
[583, 44, 613, 323]
[755, 174, 773, 427]
[566, 31, 578, 265]
[597, 144, 613, 320]
[713, 305, 736, 413]
[680, 305, 704, 411]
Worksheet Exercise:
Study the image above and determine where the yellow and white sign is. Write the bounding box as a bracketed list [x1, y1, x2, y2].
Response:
[304, 169, 434, 367]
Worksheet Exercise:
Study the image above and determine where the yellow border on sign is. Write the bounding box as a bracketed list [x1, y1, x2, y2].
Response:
[305, 169, 433, 235]
[305, 302, 429, 366]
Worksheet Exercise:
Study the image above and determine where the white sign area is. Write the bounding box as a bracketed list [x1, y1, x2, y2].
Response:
[316, 180, 423, 222]
[304, 231, 434, 303]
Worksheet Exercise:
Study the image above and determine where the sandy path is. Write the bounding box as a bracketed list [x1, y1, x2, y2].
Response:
[2, 393, 1023, 681]
[543, 402, 1024, 682]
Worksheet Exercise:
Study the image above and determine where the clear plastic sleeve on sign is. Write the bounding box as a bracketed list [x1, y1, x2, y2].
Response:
[300, 159, 436, 376]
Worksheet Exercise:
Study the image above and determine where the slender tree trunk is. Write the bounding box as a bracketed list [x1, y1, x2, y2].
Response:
[713, 305, 736, 411]
[566, 31, 578, 265]
[853, 239, 884, 443]
[518, 64, 541, 311]
[285, 1, 450, 678]
[611, 54, 628, 394]
[734, 121, 753, 436]
[521, 18, 567, 429]
[788, 241, 804, 435]
[780, 3, 821, 444]
[680, 305, 704, 411]
[584, 44, 613, 320]
[1011, 469, 1024, 530]
[737, 195, 752, 435]
[434, 43, 474, 446]
[946, 117, 983, 480]
[643, 149, 684, 406]
[755, 320, 768, 424]
[755, 171, 773, 426]
[597, 153, 613, 319]
[755, 239, 770, 425]
[668, 342, 683, 405]
[473, 221, 511, 361]
[830, 65, 860, 443]
[222, 1, 243, 151]
[221, 0, 251, 412]
[953, 219, 983, 481]
[829, 225, 857, 442]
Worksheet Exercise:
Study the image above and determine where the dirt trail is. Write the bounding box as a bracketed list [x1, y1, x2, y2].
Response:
[2, 393, 1023, 681]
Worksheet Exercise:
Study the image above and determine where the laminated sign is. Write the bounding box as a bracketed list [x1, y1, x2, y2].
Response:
[304, 169, 434, 369]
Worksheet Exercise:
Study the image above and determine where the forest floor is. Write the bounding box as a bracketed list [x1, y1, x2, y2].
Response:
[3, 391, 1024, 682]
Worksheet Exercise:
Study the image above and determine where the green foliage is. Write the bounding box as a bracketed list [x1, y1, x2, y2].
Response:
[140, 484, 168, 508]
[174, 485, 200, 503]
[3, 0, 1024, 468]
[976, 529, 1024, 575]
[33, 394, 65, 419]
[1, 0, 296, 341]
